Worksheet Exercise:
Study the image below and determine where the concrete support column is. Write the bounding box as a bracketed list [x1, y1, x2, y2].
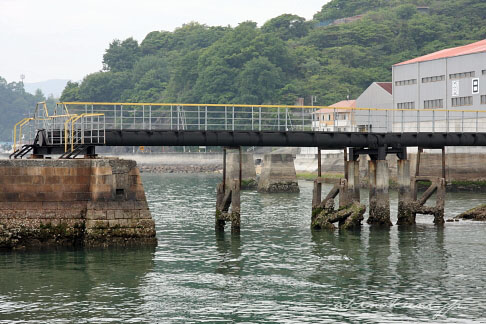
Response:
[397, 159, 414, 225]
[215, 183, 226, 231]
[257, 154, 299, 193]
[434, 178, 445, 225]
[225, 152, 257, 190]
[367, 160, 392, 226]
[231, 180, 241, 232]
[216, 148, 242, 232]
[343, 160, 360, 205]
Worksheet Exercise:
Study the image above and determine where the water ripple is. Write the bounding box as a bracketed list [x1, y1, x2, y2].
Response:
[0, 173, 485, 323]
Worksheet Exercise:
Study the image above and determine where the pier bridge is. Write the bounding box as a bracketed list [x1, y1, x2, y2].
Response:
[9, 101, 486, 233]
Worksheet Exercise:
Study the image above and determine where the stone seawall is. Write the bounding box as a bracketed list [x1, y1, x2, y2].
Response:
[0, 159, 156, 249]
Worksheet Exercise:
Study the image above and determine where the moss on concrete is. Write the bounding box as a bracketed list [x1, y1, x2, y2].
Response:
[456, 204, 486, 221]
[297, 172, 343, 181]
[240, 179, 258, 190]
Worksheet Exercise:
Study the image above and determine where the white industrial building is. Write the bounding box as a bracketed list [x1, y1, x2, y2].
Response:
[392, 39, 486, 132]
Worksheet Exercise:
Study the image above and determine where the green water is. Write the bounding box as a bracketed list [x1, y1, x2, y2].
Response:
[1, 173, 486, 323]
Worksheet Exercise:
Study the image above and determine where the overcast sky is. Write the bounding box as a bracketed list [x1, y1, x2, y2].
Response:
[0, 0, 328, 83]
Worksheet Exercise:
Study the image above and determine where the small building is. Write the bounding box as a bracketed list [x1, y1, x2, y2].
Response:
[312, 100, 356, 132]
[355, 82, 393, 132]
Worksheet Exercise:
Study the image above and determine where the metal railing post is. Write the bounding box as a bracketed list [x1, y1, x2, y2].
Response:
[385, 109, 388, 132]
[302, 108, 305, 131]
[401, 110, 404, 133]
[232, 106, 235, 131]
[476, 111, 479, 132]
[462, 110, 464, 133]
[417, 110, 420, 133]
[259, 107, 262, 131]
[251, 107, 254, 130]
[149, 105, 152, 130]
[205, 106, 208, 131]
[120, 104, 123, 130]
[368, 108, 371, 132]
[285, 108, 288, 131]
[198, 106, 200, 130]
[432, 110, 435, 132]
[446, 109, 449, 133]
[278, 107, 280, 131]
[334, 108, 337, 132]
[225, 106, 227, 130]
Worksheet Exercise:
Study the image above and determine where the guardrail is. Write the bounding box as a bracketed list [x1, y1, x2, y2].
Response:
[14, 102, 486, 154]
[59, 102, 486, 134]
[12, 102, 106, 153]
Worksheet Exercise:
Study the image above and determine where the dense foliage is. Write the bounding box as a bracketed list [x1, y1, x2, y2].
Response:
[53, 0, 486, 107]
[0, 78, 55, 141]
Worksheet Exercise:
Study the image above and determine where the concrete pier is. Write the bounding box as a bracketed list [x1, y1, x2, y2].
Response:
[0, 159, 156, 249]
[367, 160, 392, 226]
[341, 160, 360, 207]
[225, 152, 257, 190]
[215, 180, 241, 232]
[410, 176, 446, 225]
[311, 149, 366, 230]
[397, 159, 414, 225]
[258, 154, 299, 193]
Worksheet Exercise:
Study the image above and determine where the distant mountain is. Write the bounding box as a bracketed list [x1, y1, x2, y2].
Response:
[24, 79, 70, 98]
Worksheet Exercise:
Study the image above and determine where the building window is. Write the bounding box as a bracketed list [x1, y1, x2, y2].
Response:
[395, 79, 417, 86]
[451, 96, 473, 107]
[397, 102, 415, 109]
[481, 95, 486, 104]
[482, 70, 486, 75]
[424, 99, 443, 109]
[422, 75, 445, 83]
[449, 71, 475, 79]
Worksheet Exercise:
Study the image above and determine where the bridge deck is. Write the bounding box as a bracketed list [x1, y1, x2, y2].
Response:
[104, 130, 486, 149]
[13, 102, 486, 157]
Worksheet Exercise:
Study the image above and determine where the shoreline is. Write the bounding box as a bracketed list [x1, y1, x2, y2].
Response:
[139, 166, 486, 192]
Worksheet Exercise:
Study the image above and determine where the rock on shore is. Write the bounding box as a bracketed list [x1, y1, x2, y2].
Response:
[139, 164, 222, 174]
[456, 204, 486, 221]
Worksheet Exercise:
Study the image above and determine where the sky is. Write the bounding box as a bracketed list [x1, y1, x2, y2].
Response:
[0, 0, 328, 83]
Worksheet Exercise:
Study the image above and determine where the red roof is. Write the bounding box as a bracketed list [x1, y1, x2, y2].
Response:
[330, 100, 356, 108]
[376, 82, 392, 94]
[395, 39, 486, 66]
[314, 100, 356, 114]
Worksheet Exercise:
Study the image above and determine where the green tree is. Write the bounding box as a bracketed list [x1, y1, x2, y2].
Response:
[103, 38, 140, 72]
[60, 81, 80, 102]
[262, 14, 309, 41]
[235, 56, 284, 104]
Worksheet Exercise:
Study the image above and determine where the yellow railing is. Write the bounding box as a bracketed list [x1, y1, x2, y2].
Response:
[13, 118, 33, 151]
[12, 102, 105, 153]
[69, 113, 105, 152]
[59, 101, 486, 113]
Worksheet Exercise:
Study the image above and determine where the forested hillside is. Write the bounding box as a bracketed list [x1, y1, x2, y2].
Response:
[0, 78, 56, 141]
[53, 0, 486, 106]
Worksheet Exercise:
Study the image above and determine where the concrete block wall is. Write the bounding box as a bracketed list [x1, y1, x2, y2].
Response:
[0, 159, 156, 249]
[258, 154, 299, 193]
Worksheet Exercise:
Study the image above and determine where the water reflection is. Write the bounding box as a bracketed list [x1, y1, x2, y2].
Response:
[0, 246, 155, 322]
[366, 227, 392, 287]
[214, 231, 242, 276]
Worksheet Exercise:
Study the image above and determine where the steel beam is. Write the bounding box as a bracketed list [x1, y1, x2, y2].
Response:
[104, 130, 486, 149]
